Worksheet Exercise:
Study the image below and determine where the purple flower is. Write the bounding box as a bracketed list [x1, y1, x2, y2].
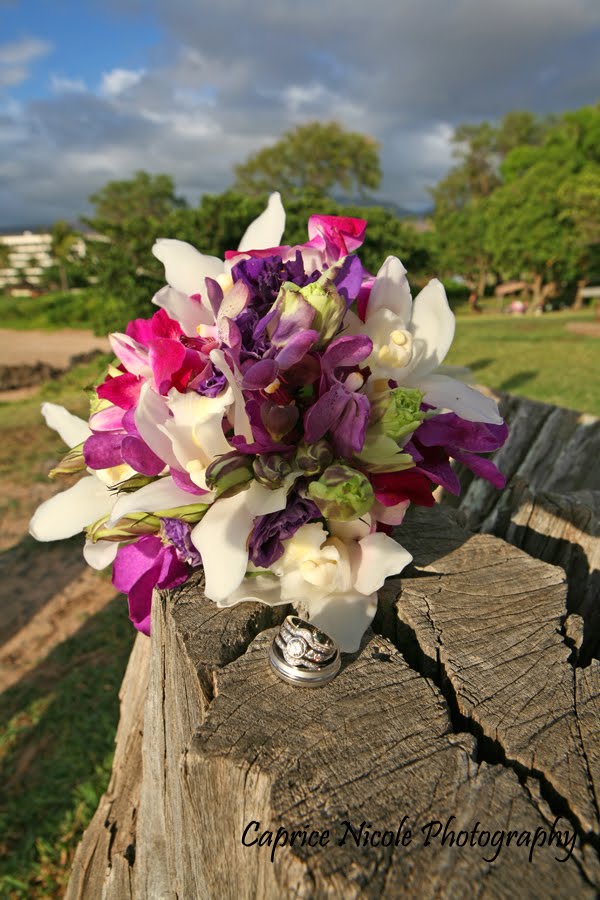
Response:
[84, 407, 165, 477]
[407, 413, 509, 494]
[161, 518, 202, 567]
[248, 491, 321, 568]
[112, 534, 189, 635]
[303, 334, 373, 458]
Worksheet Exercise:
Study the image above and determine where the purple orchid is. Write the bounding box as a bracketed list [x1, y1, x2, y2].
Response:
[407, 413, 509, 494]
[304, 334, 373, 458]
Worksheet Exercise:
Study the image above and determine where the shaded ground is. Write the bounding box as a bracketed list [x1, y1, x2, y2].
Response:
[0, 349, 134, 897]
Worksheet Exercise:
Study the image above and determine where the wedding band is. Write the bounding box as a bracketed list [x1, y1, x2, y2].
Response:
[269, 616, 341, 686]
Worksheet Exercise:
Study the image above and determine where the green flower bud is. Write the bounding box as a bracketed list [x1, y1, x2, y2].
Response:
[108, 473, 158, 494]
[154, 503, 209, 523]
[308, 464, 374, 521]
[296, 441, 334, 476]
[87, 511, 161, 543]
[371, 387, 425, 443]
[298, 263, 347, 346]
[253, 453, 294, 489]
[205, 451, 254, 497]
[270, 258, 347, 349]
[49, 442, 87, 478]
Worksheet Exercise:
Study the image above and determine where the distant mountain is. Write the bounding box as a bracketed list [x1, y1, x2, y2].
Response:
[330, 193, 432, 219]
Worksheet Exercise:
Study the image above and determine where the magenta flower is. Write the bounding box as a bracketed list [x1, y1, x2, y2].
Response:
[112, 534, 189, 635]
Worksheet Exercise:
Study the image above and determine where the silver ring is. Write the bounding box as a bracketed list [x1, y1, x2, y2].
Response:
[269, 616, 341, 686]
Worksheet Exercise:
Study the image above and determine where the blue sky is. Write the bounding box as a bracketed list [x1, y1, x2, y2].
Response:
[2, 1, 161, 102]
[1, 0, 599, 228]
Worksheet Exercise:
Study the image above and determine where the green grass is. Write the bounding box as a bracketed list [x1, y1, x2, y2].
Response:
[0, 355, 111, 488]
[446, 308, 600, 415]
[0, 290, 115, 334]
[0, 598, 134, 898]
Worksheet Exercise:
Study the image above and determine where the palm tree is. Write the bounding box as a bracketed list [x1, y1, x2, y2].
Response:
[50, 220, 79, 291]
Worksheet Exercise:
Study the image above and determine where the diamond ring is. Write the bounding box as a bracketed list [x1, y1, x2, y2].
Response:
[269, 615, 341, 686]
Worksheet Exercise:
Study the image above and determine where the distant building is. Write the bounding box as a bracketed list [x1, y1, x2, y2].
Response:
[0, 230, 85, 294]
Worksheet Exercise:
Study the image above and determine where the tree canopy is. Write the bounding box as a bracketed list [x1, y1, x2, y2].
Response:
[232, 121, 382, 200]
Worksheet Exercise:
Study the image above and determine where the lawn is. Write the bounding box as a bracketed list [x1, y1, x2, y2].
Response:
[447, 308, 600, 415]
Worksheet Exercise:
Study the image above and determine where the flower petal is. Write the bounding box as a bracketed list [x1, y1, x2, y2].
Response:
[152, 239, 224, 296]
[109, 333, 150, 377]
[355, 532, 412, 595]
[29, 475, 113, 541]
[215, 573, 283, 608]
[191, 480, 289, 603]
[416, 374, 504, 424]
[306, 591, 378, 653]
[371, 499, 410, 526]
[209, 348, 253, 441]
[237, 192, 285, 252]
[134, 383, 180, 470]
[367, 256, 412, 324]
[152, 285, 214, 335]
[41, 402, 91, 448]
[83, 539, 119, 570]
[407, 279, 455, 378]
[190, 489, 255, 603]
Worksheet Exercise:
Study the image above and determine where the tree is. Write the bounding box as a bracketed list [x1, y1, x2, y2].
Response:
[82, 172, 190, 332]
[233, 121, 381, 200]
[558, 164, 600, 306]
[485, 159, 578, 309]
[50, 220, 79, 291]
[88, 171, 187, 225]
[0, 241, 10, 270]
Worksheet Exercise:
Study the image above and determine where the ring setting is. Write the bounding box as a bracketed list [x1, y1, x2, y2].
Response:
[269, 615, 341, 686]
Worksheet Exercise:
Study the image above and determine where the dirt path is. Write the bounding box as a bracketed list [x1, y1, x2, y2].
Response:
[0, 328, 110, 366]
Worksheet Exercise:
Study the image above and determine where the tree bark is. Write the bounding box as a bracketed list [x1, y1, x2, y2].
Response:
[574, 278, 588, 310]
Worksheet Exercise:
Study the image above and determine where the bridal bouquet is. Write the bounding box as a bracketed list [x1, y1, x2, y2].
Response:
[30, 194, 507, 652]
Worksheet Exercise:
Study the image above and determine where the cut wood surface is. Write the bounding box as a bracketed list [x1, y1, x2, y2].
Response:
[445, 392, 599, 660]
[67, 505, 600, 899]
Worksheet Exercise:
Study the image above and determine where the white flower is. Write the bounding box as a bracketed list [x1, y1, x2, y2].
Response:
[134, 380, 241, 490]
[360, 256, 502, 424]
[29, 403, 120, 569]
[150, 192, 285, 333]
[211, 520, 412, 653]
[29, 402, 206, 570]
[190, 479, 294, 603]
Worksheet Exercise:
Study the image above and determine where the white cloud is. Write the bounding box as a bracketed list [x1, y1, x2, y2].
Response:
[0, 36, 52, 89]
[50, 74, 87, 94]
[2, 1, 600, 226]
[100, 67, 146, 97]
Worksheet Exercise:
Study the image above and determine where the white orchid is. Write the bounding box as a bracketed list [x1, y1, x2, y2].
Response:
[29, 403, 124, 570]
[150, 192, 286, 334]
[202, 516, 412, 653]
[29, 402, 212, 570]
[133, 379, 245, 490]
[359, 256, 503, 424]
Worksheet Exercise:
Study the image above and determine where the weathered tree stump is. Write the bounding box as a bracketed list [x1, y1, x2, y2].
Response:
[66, 504, 600, 899]
[445, 392, 600, 660]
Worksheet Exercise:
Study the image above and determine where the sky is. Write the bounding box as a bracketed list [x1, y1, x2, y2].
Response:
[1, 0, 599, 229]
